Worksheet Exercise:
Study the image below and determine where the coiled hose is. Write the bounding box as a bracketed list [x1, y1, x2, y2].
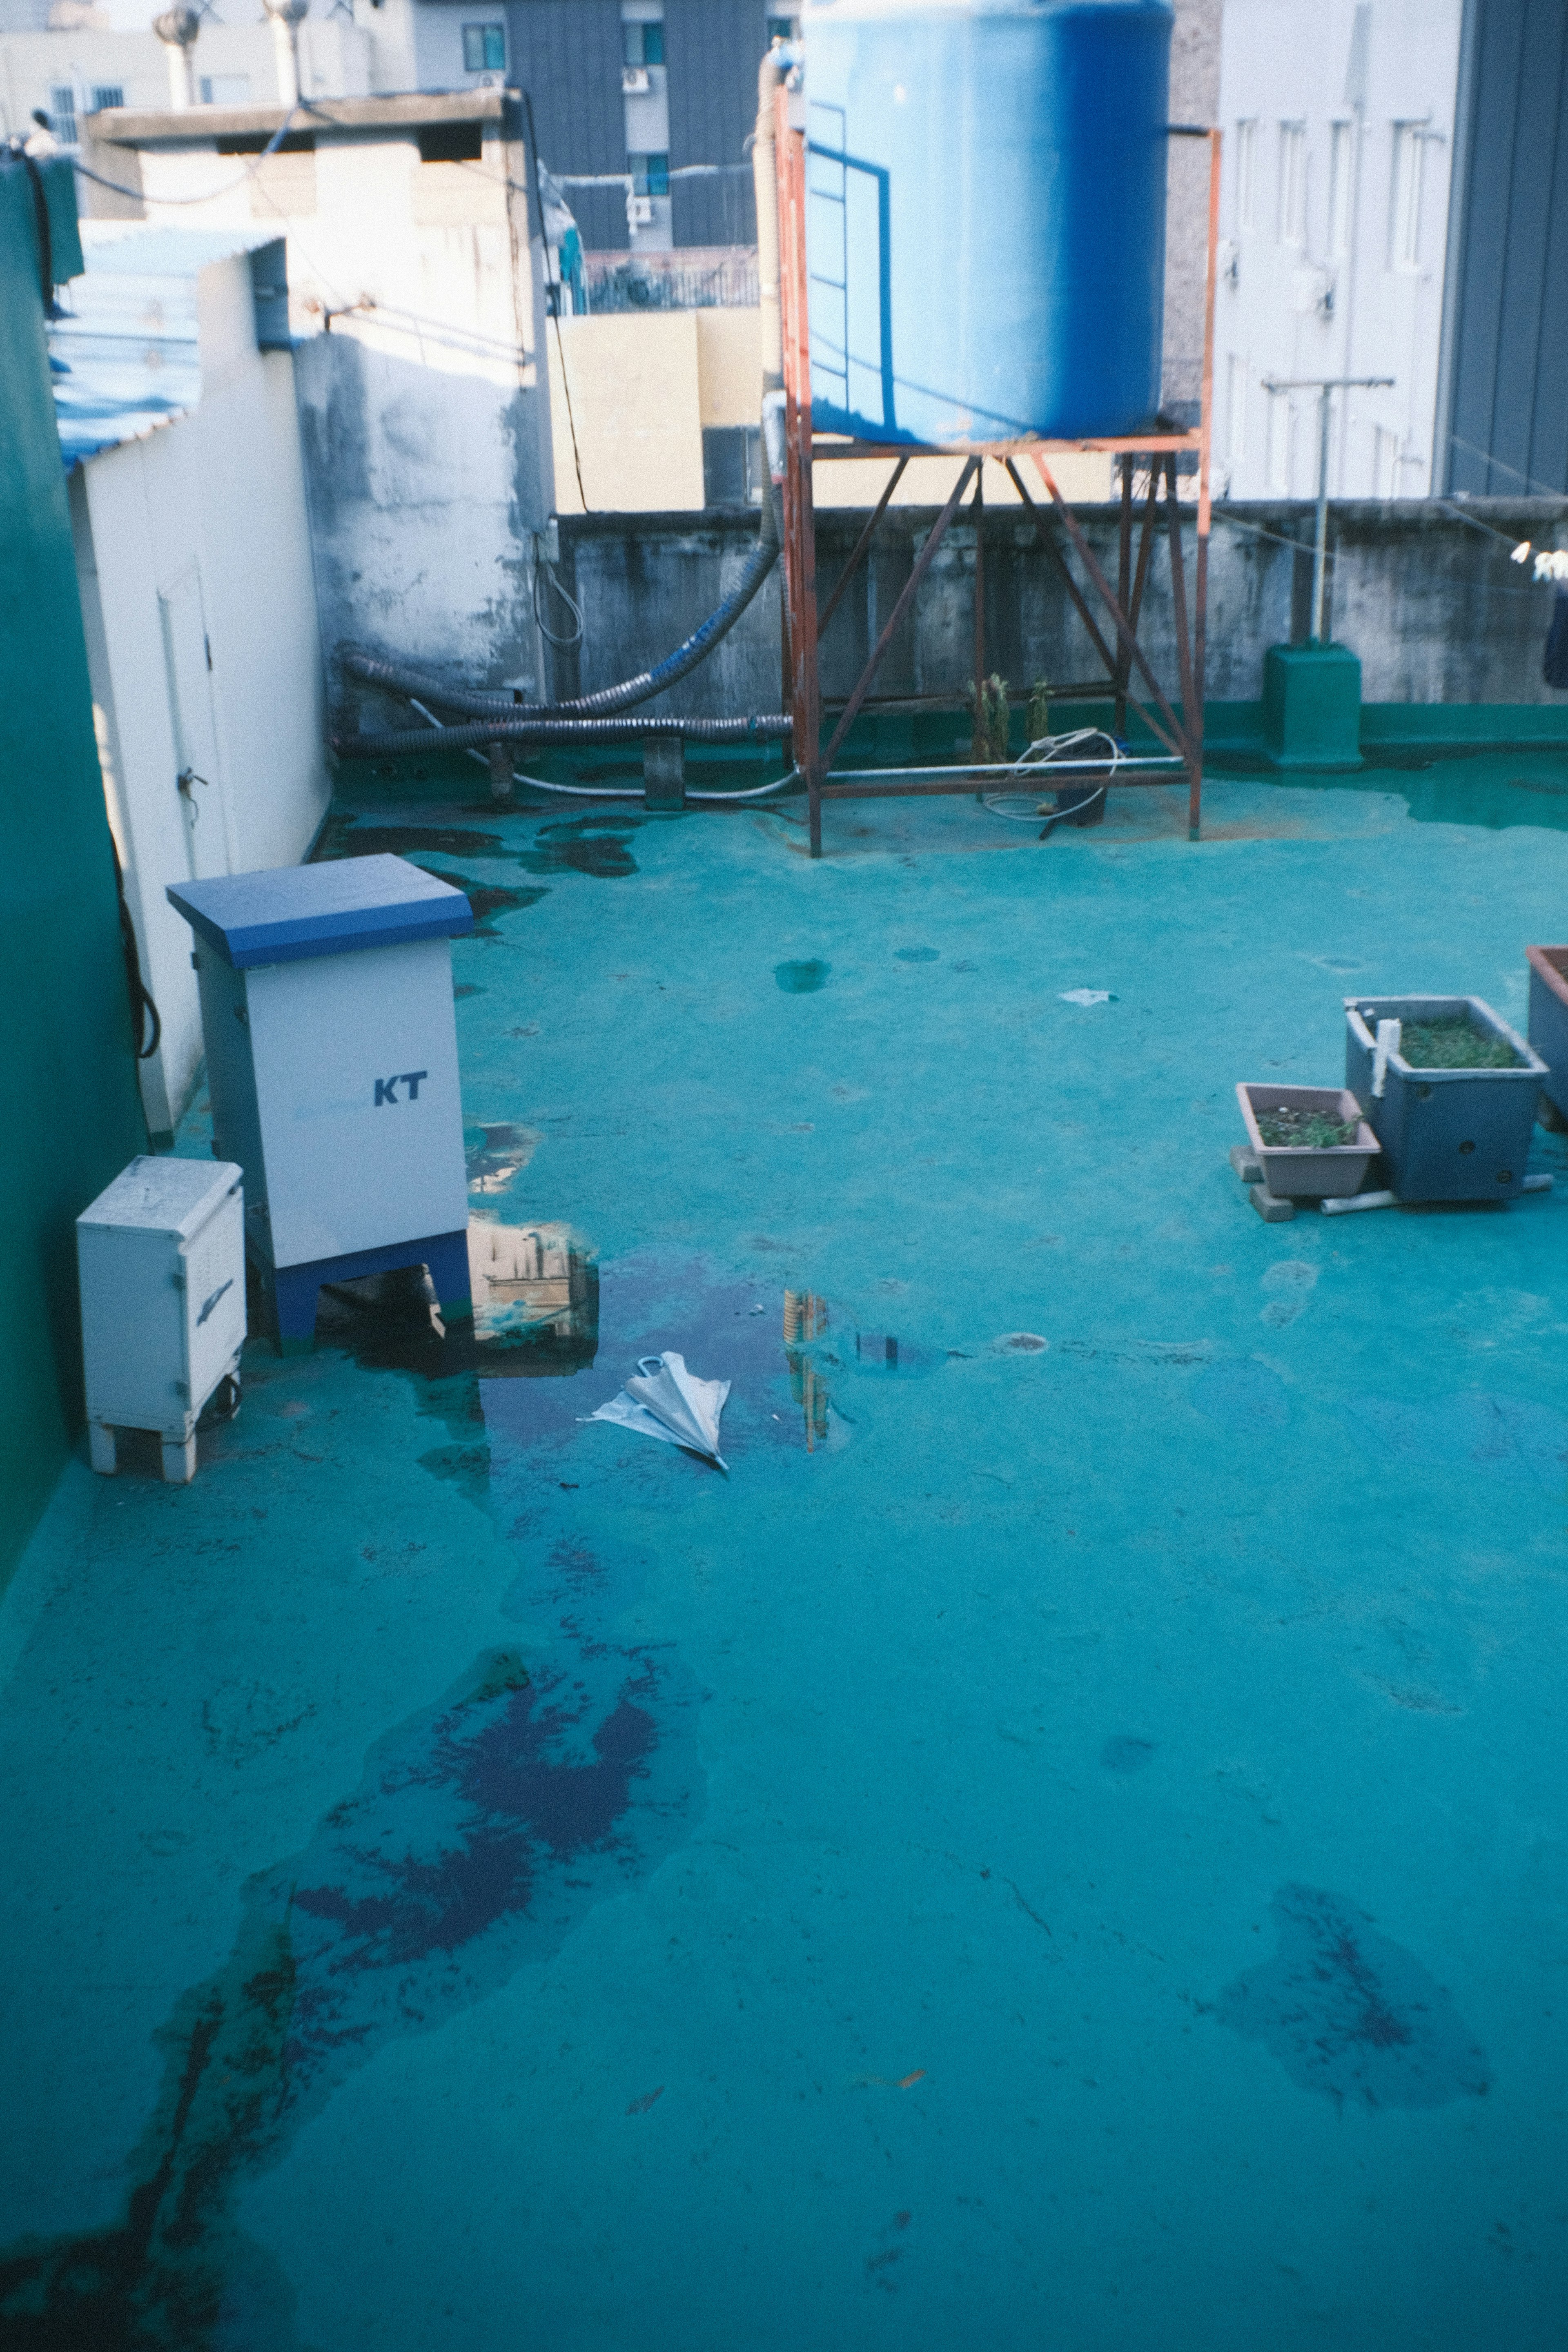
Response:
[341, 483, 780, 725]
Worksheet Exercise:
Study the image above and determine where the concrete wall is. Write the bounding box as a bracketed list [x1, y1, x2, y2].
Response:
[70, 249, 329, 1141]
[550, 494, 1568, 720]
[100, 100, 556, 695]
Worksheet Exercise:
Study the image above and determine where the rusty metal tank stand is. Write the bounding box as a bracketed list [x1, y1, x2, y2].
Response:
[775, 91, 1221, 858]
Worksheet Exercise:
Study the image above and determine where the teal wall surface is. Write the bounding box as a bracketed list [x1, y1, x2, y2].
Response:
[0, 154, 146, 1592]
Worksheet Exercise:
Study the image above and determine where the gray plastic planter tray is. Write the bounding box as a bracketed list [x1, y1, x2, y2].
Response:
[1526, 946, 1568, 1123]
[1344, 995, 1545, 1202]
[1236, 1083, 1380, 1198]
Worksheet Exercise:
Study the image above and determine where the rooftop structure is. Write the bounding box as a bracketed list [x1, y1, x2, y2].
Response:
[6, 32, 1568, 2348]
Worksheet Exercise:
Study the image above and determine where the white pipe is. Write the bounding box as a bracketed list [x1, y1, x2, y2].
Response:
[271, 16, 301, 109]
[152, 5, 199, 110]
[753, 43, 789, 395]
[1372, 1016, 1400, 1099]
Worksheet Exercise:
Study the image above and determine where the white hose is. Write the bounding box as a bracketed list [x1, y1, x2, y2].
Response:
[465, 747, 801, 803]
[981, 728, 1125, 822]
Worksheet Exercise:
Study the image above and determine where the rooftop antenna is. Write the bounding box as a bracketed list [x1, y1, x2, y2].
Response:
[1261, 374, 1394, 639]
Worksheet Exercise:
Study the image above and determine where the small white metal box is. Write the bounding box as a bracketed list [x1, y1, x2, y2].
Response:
[167, 857, 474, 1350]
[77, 1154, 246, 1484]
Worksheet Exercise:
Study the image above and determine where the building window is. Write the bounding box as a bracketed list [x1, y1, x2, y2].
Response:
[766, 15, 796, 40]
[629, 151, 669, 196]
[1327, 119, 1353, 257]
[199, 74, 251, 105]
[49, 85, 77, 143]
[90, 83, 124, 112]
[418, 121, 484, 163]
[1225, 354, 1246, 465]
[1234, 120, 1257, 234]
[1389, 122, 1427, 270]
[462, 22, 506, 71]
[623, 18, 664, 65]
[1277, 122, 1306, 246]
[1266, 387, 1293, 492]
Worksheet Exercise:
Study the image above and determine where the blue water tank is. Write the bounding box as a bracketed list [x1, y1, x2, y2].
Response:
[800, 0, 1174, 445]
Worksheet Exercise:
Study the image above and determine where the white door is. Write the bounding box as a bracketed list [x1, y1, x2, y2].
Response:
[158, 567, 232, 881]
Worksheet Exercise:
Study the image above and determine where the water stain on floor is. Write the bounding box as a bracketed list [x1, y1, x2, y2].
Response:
[1341, 1393, 1568, 1486]
[517, 817, 640, 881]
[0, 1636, 704, 2349]
[311, 818, 508, 863]
[1216, 1884, 1489, 2109]
[776, 959, 831, 994]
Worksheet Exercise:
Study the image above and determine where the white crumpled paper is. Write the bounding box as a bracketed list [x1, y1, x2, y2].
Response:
[585, 1351, 730, 1470]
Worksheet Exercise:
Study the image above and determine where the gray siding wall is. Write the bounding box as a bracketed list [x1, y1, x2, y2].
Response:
[506, 0, 630, 250]
[665, 0, 766, 246]
[1443, 0, 1568, 494]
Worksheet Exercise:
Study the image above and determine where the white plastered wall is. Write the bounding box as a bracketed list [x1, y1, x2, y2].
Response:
[1215, 0, 1463, 499]
[71, 251, 329, 1139]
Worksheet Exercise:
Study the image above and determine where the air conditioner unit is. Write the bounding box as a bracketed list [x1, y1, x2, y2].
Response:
[629, 194, 654, 225]
[622, 65, 650, 92]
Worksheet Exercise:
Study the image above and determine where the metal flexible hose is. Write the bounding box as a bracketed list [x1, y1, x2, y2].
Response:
[341, 485, 780, 725]
[333, 710, 791, 758]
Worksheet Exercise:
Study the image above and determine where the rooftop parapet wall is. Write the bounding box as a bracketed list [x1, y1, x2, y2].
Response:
[546, 497, 1568, 720]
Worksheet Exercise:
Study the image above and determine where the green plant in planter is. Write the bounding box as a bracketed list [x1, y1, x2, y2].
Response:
[970, 673, 1011, 764]
[1399, 1017, 1521, 1070]
[1027, 678, 1052, 745]
[1255, 1107, 1361, 1148]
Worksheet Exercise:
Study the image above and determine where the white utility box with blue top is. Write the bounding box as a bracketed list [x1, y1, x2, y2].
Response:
[78, 1154, 246, 1483]
[167, 856, 474, 1353]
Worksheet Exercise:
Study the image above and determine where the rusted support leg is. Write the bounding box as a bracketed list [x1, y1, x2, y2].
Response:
[1114, 459, 1133, 737]
[818, 455, 908, 639]
[1023, 457, 1187, 760]
[1003, 461, 1121, 685]
[823, 457, 978, 771]
[973, 462, 987, 794]
[1163, 456, 1202, 839]
[1191, 525, 1209, 841]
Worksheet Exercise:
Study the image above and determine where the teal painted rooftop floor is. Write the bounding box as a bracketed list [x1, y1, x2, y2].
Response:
[6, 760, 1568, 2349]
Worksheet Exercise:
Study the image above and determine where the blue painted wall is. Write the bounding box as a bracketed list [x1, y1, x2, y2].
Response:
[0, 154, 147, 1592]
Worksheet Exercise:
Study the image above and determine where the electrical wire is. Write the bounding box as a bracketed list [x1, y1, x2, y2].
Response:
[520, 89, 588, 511]
[62, 102, 304, 206]
[980, 728, 1125, 822]
[110, 833, 162, 1058]
[533, 547, 583, 648]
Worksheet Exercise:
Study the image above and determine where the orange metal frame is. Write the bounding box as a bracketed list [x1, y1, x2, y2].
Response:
[775, 94, 1222, 858]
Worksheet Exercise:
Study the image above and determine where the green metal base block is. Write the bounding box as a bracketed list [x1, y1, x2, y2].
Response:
[1261, 641, 1364, 771]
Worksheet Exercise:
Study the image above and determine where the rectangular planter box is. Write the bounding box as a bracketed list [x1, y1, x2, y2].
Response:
[1236, 1083, 1380, 1198]
[1344, 995, 1546, 1202]
[1526, 946, 1568, 1122]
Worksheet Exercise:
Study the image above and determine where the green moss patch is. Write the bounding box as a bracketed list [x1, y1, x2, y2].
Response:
[1256, 1107, 1362, 1149]
[1399, 1017, 1521, 1069]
